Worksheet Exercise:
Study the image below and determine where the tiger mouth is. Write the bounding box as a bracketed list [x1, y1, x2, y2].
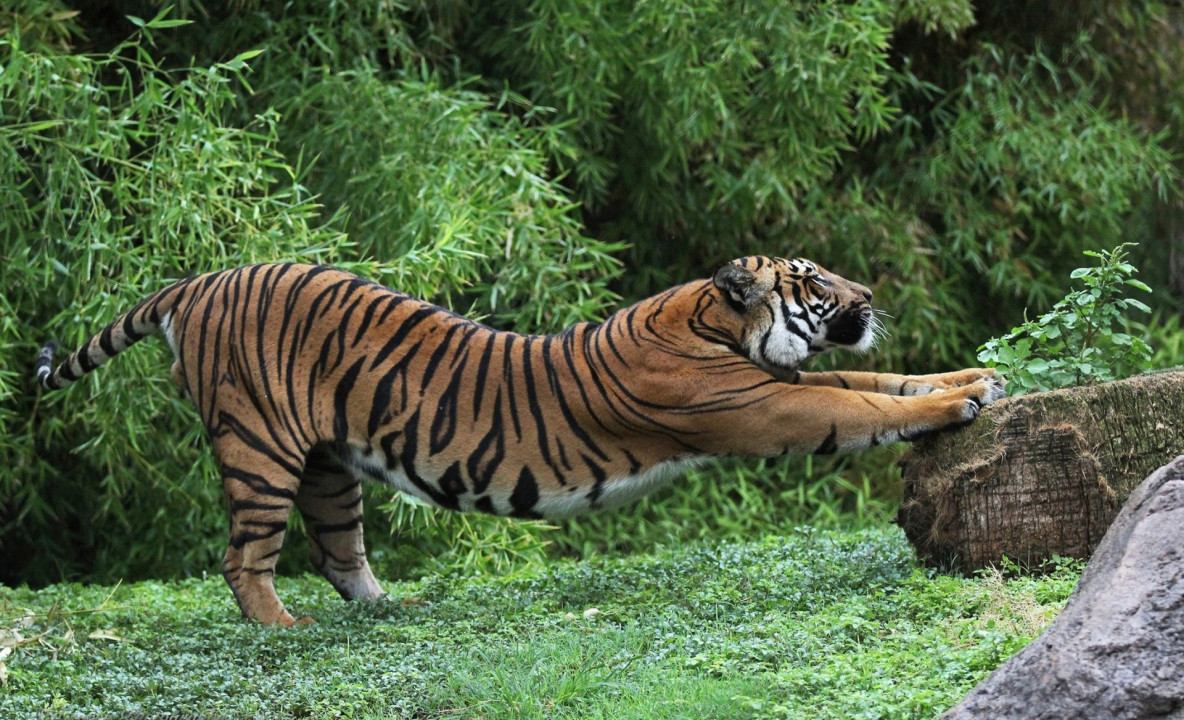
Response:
[824, 308, 873, 348]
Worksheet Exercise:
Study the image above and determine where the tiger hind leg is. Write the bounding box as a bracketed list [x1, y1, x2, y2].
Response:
[215, 434, 307, 626]
[297, 445, 384, 602]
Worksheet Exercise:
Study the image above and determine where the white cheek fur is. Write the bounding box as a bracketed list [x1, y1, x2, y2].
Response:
[747, 301, 812, 370]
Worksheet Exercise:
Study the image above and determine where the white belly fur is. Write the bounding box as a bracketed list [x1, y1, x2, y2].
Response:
[341, 445, 705, 519]
[538, 457, 707, 519]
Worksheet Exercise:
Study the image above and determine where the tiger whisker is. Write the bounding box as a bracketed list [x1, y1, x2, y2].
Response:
[867, 310, 891, 348]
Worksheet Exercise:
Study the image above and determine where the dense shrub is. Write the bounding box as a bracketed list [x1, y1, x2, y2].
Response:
[1, 0, 1180, 585]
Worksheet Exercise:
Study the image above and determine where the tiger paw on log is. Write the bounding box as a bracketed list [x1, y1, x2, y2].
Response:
[34, 256, 1003, 625]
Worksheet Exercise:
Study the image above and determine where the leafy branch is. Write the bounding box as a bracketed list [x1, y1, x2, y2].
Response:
[977, 243, 1153, 394]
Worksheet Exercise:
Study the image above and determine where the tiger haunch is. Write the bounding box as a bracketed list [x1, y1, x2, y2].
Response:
[35, 256, 1003, 625]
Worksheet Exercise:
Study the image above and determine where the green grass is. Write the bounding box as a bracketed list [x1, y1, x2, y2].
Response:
[0, 526, 1081, 719]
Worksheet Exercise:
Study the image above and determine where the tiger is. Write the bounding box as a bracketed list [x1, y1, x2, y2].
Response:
[35, 255, 1003, 626]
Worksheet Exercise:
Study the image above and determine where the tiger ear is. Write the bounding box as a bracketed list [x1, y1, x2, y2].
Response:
[712, 263, 767, 310]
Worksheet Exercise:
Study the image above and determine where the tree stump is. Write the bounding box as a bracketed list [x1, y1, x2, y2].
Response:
[896, 369, 1184, 572]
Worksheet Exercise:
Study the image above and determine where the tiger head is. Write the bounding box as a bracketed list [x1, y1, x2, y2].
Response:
[712, 256, 880, 376]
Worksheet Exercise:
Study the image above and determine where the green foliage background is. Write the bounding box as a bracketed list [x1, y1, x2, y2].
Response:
[2, 0, 1181, 587]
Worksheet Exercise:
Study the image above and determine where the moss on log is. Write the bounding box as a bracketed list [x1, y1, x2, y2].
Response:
[897, 369, 1184, 572]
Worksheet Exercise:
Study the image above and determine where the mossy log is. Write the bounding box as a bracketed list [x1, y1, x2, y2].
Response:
[897, 369, 1184, 572]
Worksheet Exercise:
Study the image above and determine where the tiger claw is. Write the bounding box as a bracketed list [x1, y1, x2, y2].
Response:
[960, 377, 1006, 422]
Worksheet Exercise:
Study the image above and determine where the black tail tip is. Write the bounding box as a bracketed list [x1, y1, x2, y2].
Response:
[35, 340, 58, 384]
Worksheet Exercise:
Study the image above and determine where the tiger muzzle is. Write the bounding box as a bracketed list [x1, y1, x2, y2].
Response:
[825, 307, 872, 347]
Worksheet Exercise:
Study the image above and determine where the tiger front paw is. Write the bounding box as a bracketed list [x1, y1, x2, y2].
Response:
[930, 367, 1000, 391]
[958, 375, 1007, 422]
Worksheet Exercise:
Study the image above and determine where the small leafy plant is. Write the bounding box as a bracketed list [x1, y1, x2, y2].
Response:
[977, 244, 1152, 394]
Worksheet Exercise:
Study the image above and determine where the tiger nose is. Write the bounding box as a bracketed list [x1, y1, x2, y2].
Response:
[855, 283, 873, 304]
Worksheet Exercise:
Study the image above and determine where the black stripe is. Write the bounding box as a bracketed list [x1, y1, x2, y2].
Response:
[559, 329, 617, 437]
[227, 269, 311, 454]
[353, 294, 396, 347]
[467, 390, 505, 495]
[601, 317, 631, 366]
[509, 467, 541, 519]
[370, 306, 438, 371]
[229, 521, 288, 549]
[333, 357, 367, 442]
[312, 518, 363, 535]
[297, 279, 344, 351]
[333, 294, 364, 366]
[378, 430, 402, 470]
[375, 294, 404, 326]
[813, 424, 839, 455]
[195, 271, 230, 421]
[501, 334, 523, 441]
[554, 436, 572, 472]
[314, 333, 339, 378]
[78, 346, 99, 372]
[121, 308, 146, 343]
[217, 420, 304, 478]
[311, 479, 362, 501]
[367, 338, 424, 435]
[438, 462, 466, 501]
[398, 411, 459, 510]
[336, 494, 364, 511]
[429, 369, 462, 454]
[472, 333, 498, 421]
[231, 498, 292, 512]
[583, 454, 608, 503]
[98, 325, 118, 356]
[542, 335, 609, 461]
[221, 465, 297, 500]
[419, 322, 467, 392]
[622, 448, 642, 474]
[520, 336, 563, 484]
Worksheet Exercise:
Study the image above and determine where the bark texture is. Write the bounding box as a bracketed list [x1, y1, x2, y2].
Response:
[897, 370, 1184, 571]
[940, 455, 1184, 720]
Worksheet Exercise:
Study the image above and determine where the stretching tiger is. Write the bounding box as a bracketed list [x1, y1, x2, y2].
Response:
[35, 256, 1003, 625]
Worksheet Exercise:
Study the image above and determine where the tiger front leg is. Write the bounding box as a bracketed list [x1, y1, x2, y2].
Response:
[900, 367, 1002, 394]
[714, 376, 1005, 457]
[796, 367, 1001, 397]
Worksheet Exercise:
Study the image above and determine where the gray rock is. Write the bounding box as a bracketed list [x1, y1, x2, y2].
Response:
[941, 454, 1184, 720]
